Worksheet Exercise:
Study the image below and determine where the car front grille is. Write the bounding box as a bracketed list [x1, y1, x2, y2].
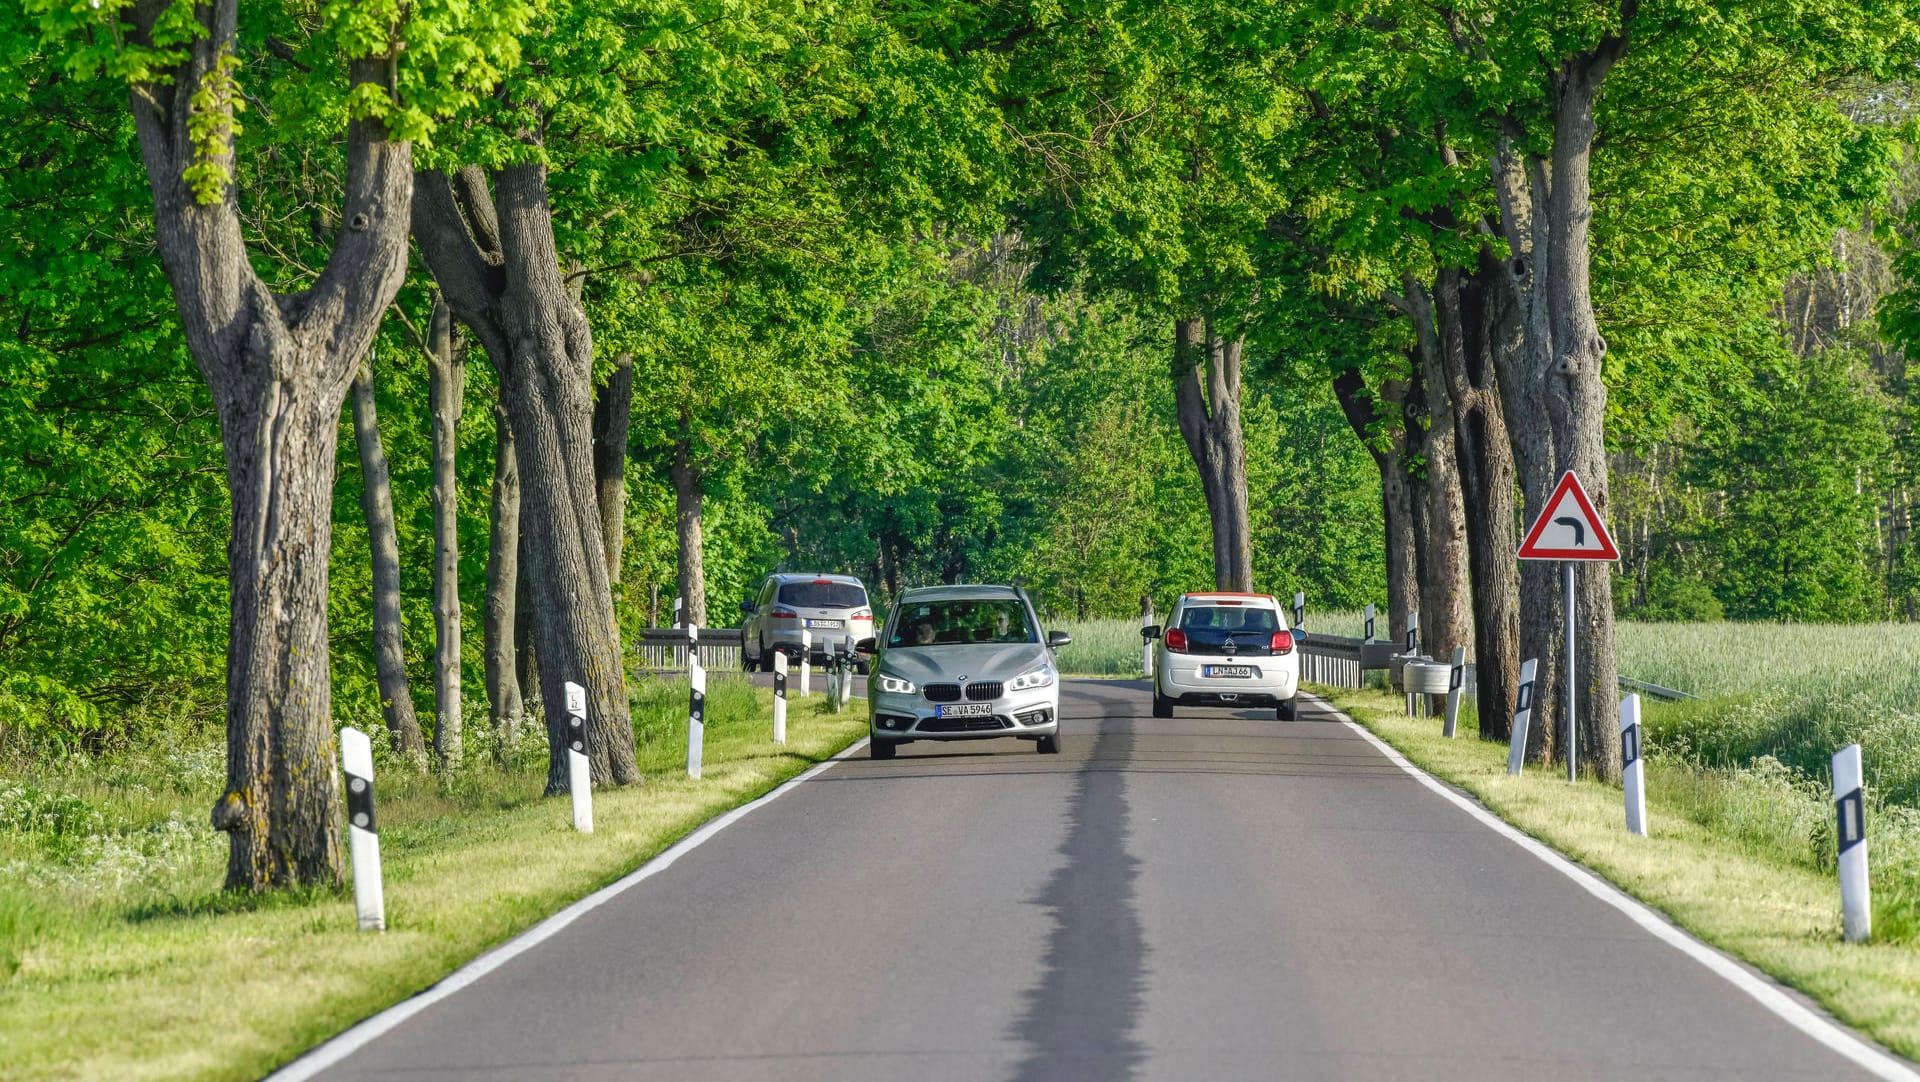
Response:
[920, 715, 1012, 733]
[923, 683, 961, 702]
[965, 682, 1004, 701]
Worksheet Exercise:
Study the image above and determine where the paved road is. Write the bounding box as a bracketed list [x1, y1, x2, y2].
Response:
[304, 680, 1901, 1081]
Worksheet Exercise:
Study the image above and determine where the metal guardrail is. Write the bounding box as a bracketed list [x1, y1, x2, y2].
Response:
[635, 628, 745, 675]
[1618, 675, 1697, 702]
[1302, 632, 1685, 702]
[1298, 633, 1365, 689]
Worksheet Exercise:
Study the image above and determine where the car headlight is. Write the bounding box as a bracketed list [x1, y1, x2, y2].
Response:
[1007, 664, 1055, 692]
[876, 673, 916, 695]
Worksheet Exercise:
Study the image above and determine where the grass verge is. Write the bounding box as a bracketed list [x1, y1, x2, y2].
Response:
[1318, 685, 1920, 1062]
[0, 679, 867, 1082]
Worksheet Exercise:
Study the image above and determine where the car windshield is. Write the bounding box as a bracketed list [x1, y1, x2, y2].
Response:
[887, 599, 1036, 647]
[1179, 605, 1279, 632]
[777, 581, 867, 609]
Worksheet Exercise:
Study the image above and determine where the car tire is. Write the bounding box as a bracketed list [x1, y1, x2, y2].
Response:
[1151, 688, 1174, 719]
[758, 640, 775, 673]
[1036, 733, 1060, 754]
[870, 738, 897, 760]
[1276, 696, 1298, 721]
[855, 658, 870, 676]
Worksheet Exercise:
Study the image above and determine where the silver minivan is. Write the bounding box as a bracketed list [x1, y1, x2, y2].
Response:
[741, 573, 875, 671]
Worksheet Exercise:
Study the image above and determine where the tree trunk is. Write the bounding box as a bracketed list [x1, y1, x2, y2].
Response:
[1332, 369, 1416, 641]
[593, 354, 633, 586]
[671, 428, 708, 627]
[484, 401, 523, 760]
[126, 1, 414, 890]
[350, 357, 428, 763]
[412, 162, 637, 795]
[1485, 22, 1635, 780]
[1541, 57, 1623, 781]
[426, 296, 464, 770]
[1414, 341, 1473, 664]
[1173, 318, 1253, 591]
[1422, 263, 1523, 740]
[1401, 364, 1434, 647]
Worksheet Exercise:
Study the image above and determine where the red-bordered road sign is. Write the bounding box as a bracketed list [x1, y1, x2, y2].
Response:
[1518, 470, 1619, 561]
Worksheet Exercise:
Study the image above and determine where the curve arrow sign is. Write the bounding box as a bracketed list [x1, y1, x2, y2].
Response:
[1519, 471, 1619, 561]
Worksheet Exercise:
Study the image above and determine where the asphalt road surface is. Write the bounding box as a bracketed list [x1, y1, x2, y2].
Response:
[299, 680, 1906, 1081]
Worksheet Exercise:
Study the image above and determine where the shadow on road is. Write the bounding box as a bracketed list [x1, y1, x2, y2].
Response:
[1009, 719, 1148, 1081]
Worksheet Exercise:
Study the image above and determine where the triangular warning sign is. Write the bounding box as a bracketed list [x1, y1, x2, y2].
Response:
[1517, 471, 1619, 561]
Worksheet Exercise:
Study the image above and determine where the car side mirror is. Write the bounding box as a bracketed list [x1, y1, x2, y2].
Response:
[739, 600, 754, 615]
[1291, 627, 1310, 641]
[1140, 625, 1161, 641]
[1047, 630, 1072, 648]
[854, 637, 877, 654]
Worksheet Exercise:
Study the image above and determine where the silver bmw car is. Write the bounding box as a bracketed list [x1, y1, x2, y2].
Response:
[859, 585, 1071, 760]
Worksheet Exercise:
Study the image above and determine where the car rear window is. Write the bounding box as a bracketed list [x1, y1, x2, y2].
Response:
[777, 581, 867, 609]
[1178, 606, 1279, 631]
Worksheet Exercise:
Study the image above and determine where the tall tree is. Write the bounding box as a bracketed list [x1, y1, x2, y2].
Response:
[349, 352, 427, 763]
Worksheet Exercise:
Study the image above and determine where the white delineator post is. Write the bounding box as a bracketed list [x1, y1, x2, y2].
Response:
[687, 627, 706, 779]
[1292, 590, 1305, 629]
[563, 681, 592, 833]
[1141, 608, 1155, 679]
[1363, 603, 1376, 642]
[1834, 743, 1870, 943]
[1564, 562, 1578, 783]
[1507, 658, 1538, 776]
[799, 628, 812, 697]
[1620, 693, 1647, 837]
[339, 727, 385, 932]
[772, 649, 788, 745]
[838, 647, 854, 709]
[1443, 646, 1466, 739]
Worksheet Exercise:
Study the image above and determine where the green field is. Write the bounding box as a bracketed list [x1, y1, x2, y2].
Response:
[0, 678, 868, 1082]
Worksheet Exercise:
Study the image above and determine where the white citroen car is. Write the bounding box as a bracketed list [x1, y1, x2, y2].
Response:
[860, 585, 1070, 760]
[1144, 592, 1304, 720]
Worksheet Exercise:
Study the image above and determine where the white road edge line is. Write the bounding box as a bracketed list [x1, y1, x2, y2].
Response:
[1309, 693, 1920, 1082]
[266, 731, 872, 1082]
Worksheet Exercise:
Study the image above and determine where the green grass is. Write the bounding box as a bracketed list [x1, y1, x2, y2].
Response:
[1323, 686, 1920, 1061]
[0, 676, 868, 1082]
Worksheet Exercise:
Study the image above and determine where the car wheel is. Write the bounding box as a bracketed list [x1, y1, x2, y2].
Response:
[741, 639, 757, 673]
[854, 658, 870, 676]
[1036, 734, 1060, 754]
[758, 639, 775, 673]
[1276, 696, 1298, 721]
[1152, 688, 1173, 719]
[870, 738, 897, 760]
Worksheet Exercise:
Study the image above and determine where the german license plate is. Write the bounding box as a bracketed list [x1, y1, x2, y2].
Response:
[806, 619, 843, 629]
[937, 702, 993, 718]
[1205, 665, 1253, 678]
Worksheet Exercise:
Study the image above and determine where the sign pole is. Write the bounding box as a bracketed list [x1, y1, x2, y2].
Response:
[1565, 561, 1577, 782]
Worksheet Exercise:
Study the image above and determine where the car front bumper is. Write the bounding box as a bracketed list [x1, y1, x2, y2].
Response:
[868, 685, 1060, 741]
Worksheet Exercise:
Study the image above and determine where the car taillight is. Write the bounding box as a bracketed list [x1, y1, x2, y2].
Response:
[1165, 629, 1188, 652]
[1270, 631, 1294, 654]
[772, 609, 797, 618]
[852, 610, 873, 621]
